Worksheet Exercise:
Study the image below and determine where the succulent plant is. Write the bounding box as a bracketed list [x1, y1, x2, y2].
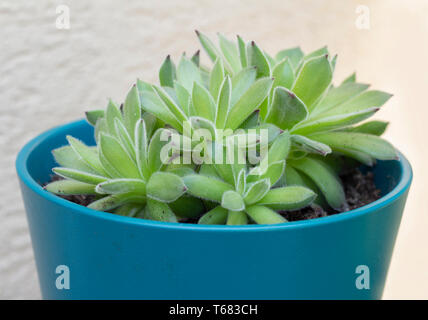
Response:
[184, 131, 315, 225]
[45, 31, 398, 224]
[195, 31, 397, 211]
[45, 86, 205, 222]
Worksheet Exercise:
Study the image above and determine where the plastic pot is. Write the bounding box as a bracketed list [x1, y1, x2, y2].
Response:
[16, 119, 412, 299]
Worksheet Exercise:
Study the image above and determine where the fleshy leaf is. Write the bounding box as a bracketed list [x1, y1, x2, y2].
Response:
[146, 199, 177, 222]
[218, 33, 241, 74]
[177, 56, 203, 92]
[53, 167, 107, 185]
[85, 110, 105, 126]
[243, 178, 270, 205]
[215, 75, 232, 129]
[183, 174, 233, 202]
[123, 85, 141, 138]
[67, 136, 106, 176]
[225, 77, 273, 130]
[198, 206, 228, 224]
[310, 131, 397, 160]
[226, 210, 248, 225]
[290, 157, 345, 210]
[99, 134, 140, 178]
[291, 55, 332, 110]
[146, 172, 186, 202]
[45, 180, 97, 195]
[291, 135, 332, 156]
[96, 178, 146, 195]
[275, 47, 304, 69]
[237, 35, 247, 68]
[347, 120, 389, 136]
[265, 87, 308, 130]
[247, 41, 271, 78]
[258, 186, 316, 210]
[209, 58, 225, 101]
[52, 146, 97, 174]
[221, 190, 245, 211]
[192, 82, 216, 121]
[159, 55, 176, 87]
[272, 58, 294, 90]
[246, 205, 286, 224]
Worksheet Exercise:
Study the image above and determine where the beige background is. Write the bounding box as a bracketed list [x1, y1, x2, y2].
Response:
[0, 0, 426, 299]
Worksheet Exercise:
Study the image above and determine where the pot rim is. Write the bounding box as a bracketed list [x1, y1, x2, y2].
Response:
[16, 119, 412, 232]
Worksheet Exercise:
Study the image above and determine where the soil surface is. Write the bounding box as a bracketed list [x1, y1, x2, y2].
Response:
[281, 168, 381, 221]
[46, 167, 381, 222]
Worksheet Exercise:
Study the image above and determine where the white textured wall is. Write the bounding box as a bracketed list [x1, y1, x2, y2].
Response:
[1, 0, 427, 299]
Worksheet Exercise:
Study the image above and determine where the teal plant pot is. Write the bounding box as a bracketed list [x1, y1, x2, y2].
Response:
[16, 119, 412, 299]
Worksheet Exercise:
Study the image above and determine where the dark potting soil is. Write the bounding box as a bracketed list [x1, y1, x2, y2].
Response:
[46, 167, 381, 222]
[281, 168, 381, 221]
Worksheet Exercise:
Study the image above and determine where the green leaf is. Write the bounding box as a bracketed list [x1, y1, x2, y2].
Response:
[348, 120, 389, 136]
[247, 41, 271, 78]
[140, 91, 182, 131]
[198, 206, 228, 224]
[226, 210, 248, 225]
[96, 178, 146, 195]
[159, 55, 176, 87]
[88, 193, 143, 211]
[256, 131, 291, 171]
[146, 198, 177, 222]
[177, 56, 203, 92]
[147, 128, 175, 174]
[146, 172, 186, 202]
[265, 87, 308, 130]
[291, 55, 332, 110]
[192, 82, 216, 121]
[218, 33, 241, 74]
[215, 75, 232, 129]
[45, 180, 97, 195]
[52, 146, 97, 174]
[105, 100, 123, 135]
[243, 178, 270, 205]
[123, 85, 141, 138]
[290, 157, 345, 210]
[209, 58, 225, 101]
[53, 167, 107, 185]
[134, 119, 149, 180]
[311, 82, 370, 116]
[246, 205, 286, 224]
[99, 134, 140, 178]
[237, 35, 247, 68]
[310, 132, 398, 160]
[94, 118, 108, 144]
[342, 72, 356, 84]
[236, 169, 246, 195]
[258, 186, 316, 210]
[85, 109, 105, 126]
[231, 66, 257, 106]
[291, 134, 332, 156]
[325, 90, 392, 116]
[190, 116, 217, 142]
[275, 47, 304, 69]
[195, 30, 220, 63]
[249, 161, 285, 186]
[114, 203, 144, 217]
[174, 82, 191, 116]
[67, 136, 106, 176]
[183, 174, 233, 202]
[221, 190, 245, 211]
[293, 107, 379, 135]
[225, 77, 273, 130]
[114, 118, 136, 160]
[191, 50, 200, 66]
[152, 85, 188, 124]
[272, 58, 294, 90]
